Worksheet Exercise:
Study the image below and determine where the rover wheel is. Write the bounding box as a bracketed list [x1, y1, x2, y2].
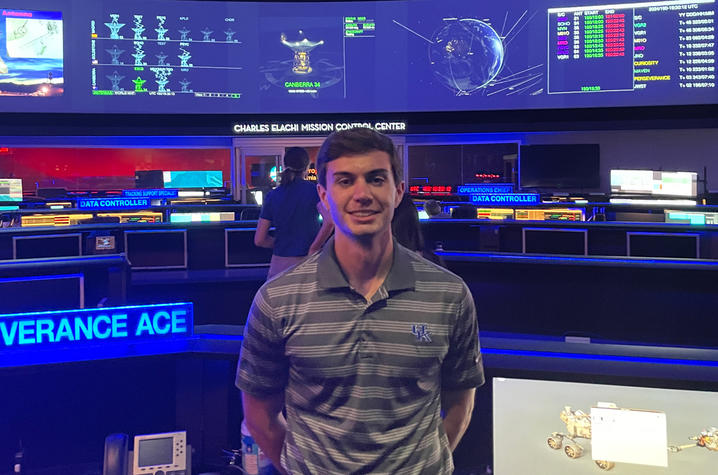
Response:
[547, 436, 562, 450]
[595, 460, 615, 470]
[564, 443, 583, 459]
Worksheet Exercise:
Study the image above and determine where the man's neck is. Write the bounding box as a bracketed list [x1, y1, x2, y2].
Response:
[333, 230, 394, 300]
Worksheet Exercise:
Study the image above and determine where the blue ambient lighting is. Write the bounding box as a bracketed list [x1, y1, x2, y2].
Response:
[0, 302, 193, 349]
[482, 347, 718, 367]
[457, 184, 514, 195]
[437, 251, 718, 267]
[77, 197, 151, 210]
[0, 273, 82, 284]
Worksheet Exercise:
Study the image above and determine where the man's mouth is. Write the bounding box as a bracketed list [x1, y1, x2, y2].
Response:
[349, 210, 379, 217]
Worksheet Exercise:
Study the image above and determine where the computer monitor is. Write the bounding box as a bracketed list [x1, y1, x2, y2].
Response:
[13, 233, 82, 259]
[0, 274, 83, 312]
[162, 170, 223, 189]
[493, 377, 717, 474]
[522, 228, 587, 255]
[610, 170, 698, 197]
[225, 228, 272, 267]
[135, 170, 164, 189]
[627, 232, 700, 259]
[125, 230, 187, 269]
[519, 144, 600, 191]
[0, 179, 22, 201]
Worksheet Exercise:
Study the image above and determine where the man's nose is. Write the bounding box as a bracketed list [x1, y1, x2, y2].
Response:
[352, 179, 372, 202]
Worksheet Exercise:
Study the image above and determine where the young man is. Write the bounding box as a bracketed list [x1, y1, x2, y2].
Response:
[424, 199, 451, 219]
[236, 127, 484, 474]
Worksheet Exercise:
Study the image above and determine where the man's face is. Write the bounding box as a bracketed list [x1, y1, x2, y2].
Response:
[318, 150, 404, 240]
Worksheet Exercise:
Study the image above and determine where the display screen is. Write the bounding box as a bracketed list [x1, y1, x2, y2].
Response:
[94, 235, 115, 250]
[0, 178, 22, 201]
[162, 170, 223, 188]
[137, 437, 173, 467]
[0, 8, 63, 97]
[494, 377, 718, 474]
[519, 144, 600, 190]
[0, 0, 715, 114]
[611, 169, 698, 196]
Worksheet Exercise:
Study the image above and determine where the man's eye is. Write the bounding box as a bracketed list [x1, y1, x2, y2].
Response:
[337, 178, 352, 186]
[371, 176, 386, 185]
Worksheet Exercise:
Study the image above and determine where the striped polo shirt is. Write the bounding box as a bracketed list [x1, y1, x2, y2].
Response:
[236, 239, 484, 475]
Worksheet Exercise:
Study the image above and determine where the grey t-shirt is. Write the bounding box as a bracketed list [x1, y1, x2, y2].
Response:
[236, 241, 484, 474]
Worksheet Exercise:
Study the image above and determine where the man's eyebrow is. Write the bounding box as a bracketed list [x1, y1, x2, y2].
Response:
[366, 169, 390, 176]
[331, 169, 390, 178]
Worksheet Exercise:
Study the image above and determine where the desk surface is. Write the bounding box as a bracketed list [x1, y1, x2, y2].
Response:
[2, 326, 717, 385]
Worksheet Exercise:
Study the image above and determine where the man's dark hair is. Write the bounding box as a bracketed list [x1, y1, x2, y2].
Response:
[280, 147, 310, 186]
[392, 194, 446, 267]
[424, 199, 442, 217]
[316, 128, 401, 187]
[392, 194, 424, 252]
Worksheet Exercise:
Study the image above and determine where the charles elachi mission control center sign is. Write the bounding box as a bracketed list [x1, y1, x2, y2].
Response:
[233, 120, 407, 135]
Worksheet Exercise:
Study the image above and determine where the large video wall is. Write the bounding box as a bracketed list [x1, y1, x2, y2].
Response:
[0, 0, 716, 114]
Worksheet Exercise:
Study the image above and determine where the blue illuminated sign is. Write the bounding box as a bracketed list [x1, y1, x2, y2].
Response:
[123, 189, 179, 199]
[458, 184, 514, 195]
[469, 193, 540, 205]
[77, 197, 151, 210]
[0, 302, 193, 350]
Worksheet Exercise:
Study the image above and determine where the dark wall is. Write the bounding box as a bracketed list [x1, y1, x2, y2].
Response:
[0, 354, 241, 475]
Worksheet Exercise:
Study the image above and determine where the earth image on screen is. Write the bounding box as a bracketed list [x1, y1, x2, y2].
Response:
[429, 18, 504, 95]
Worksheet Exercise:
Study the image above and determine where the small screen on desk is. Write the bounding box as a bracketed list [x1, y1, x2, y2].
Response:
[138, 437, 173, 467]
[95, 235, 116, 250]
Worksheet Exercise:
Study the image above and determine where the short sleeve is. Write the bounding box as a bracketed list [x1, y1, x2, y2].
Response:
[235, 286, 289, 396]
[259, 189, 276, 221]
[441, 282, 485, 389]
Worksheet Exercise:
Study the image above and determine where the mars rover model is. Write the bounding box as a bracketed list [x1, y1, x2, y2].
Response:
[669, 426, 718, 453]
[547, 405, 716, 471]
[546, 405, 615, 470]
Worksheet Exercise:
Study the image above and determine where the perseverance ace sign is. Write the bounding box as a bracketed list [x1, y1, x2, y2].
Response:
[0, 302, 193, 350]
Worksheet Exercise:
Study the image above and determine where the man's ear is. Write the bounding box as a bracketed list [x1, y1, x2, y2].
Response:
[317, 183, 329, 210]
[394, 181, 405, 208]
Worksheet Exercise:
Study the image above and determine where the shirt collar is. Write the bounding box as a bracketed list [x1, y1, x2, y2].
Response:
[317, 237, 415, 292]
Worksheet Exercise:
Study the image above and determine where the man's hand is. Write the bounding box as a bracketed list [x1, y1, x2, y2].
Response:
[242, 391, 288, 475]
[441, 388, 475, 451]
[254, 218, 275, 249]
[308, 201, 334, 254]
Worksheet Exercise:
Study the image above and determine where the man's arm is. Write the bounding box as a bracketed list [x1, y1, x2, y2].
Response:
[441, 387, 475, 451]
[242, 390, 288, 475]
[308, 202, 334, 254]
[254, 218, 275, 248]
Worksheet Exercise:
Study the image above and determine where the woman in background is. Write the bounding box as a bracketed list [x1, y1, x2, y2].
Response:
[392, 194, 445, 267]
[254, 147, 333, 278]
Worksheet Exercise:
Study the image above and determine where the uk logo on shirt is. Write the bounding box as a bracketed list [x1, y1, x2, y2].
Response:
[411, 324, 432, 343]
